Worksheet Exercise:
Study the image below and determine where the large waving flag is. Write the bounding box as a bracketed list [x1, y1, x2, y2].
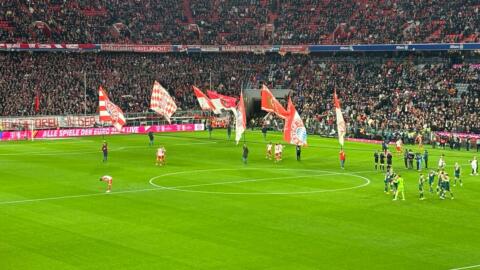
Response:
[150, 81, 177, 123]
[333, 90, 346, 146]
[235, 91, 246, 144]
[260, 85, 289, 119]
[283, 97, 307, 146]
[192, 86, 216, 112]
[207, 90, 237, 113]
[99, 86, 126, 131]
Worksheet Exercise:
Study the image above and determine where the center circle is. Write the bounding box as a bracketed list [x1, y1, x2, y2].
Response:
[149, 168, 371, 195]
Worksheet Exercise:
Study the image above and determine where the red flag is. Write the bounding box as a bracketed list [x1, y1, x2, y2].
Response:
[98, 86, 126, 131]
[235, 91, 246, 144]
[150, 81, 177, 123]
[207, 90, 237, 112]
[192, 86, 216, 112]
[283, 97, 307, 146]
[333, 90, 346, 146]
[260, 85, 289, 119]
[34, 91, 40, 113]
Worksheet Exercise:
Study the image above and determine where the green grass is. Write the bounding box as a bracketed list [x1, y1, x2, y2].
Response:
[1, 130, 479, 270]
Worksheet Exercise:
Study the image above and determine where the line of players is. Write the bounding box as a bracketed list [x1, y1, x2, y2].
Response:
[381, 151, 478, 201]
[265, 142, 286, 162]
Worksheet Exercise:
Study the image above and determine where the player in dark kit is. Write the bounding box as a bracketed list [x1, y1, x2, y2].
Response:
[207, 122, 213, 139]
[440, 173, 454, 200]
[407, 149, 414, 169]
[386, 151, 393, 171]
[148, 131, 154, 146]
[227, 123, 232, 140]
[403, 149, 408, 168]
[242, 144, 249, 164]
[384, 169, 394, 194]
[418, 173, 426, 200]
[379, 151, 386, 171]
[102, 141, 108, 162]
[423, 150, 429, 169]
[454, 162, 462, 187]
[428, 170, 436, 193]
[261, 124, 267, 141]
[374, 150, 379, 170]
[415, 152, 423, 171]
[296, 144, 301, 161]
[382, 139, 388, 152]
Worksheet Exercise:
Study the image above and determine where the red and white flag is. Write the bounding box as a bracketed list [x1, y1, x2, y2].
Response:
[150, 81, 177, 123]
[260, 85, 289, 119]
[98, 86, 126, 131]
[235, 91, 246, 144]
[207, 90, 237, 113]
[283, 97, 307, 146]
[192, 86, 216, 112]
[333, 90, 346, 146]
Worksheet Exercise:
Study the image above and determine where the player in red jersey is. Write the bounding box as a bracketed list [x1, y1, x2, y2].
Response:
[266, 142, 273, 160]
[339, 148, 346, 169]
[156, 146, 166, 166]
[99, 175, 113, 193]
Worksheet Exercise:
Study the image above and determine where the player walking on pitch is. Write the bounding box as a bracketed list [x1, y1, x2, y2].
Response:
[454, 162, 462, 187]
[339, 148, 346, 169]
[418, 173, 426, 200]
[266, 142, 273, 160]
[242, 144, 249, 164]
[148, 131, 154, 146]
[396, 138, 402, 154]
[393, 174, 405, 201]
[440, 173, 454, 200]
[102, 141, 108, 162]
[471, 156, 478, 176]
[296, 144, 301, 161]
[374, 150, 379, 170]
[428, 170, 436, 193]
[99, 175, 113, 193]
[156, 146, 166, 166]
[438, 154, 446, 170]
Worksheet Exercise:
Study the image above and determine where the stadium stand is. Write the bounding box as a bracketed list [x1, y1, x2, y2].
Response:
[0, 0, 478, 44]
[1, 53, 478, 134]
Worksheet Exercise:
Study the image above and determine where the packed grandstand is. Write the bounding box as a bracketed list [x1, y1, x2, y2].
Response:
[0, 0, 479, 137]
[0, 0, 479, 44]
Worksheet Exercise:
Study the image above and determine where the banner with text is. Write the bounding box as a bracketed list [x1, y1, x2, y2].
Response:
[0, 124, 204, 141]
[0, 116, 99, 130]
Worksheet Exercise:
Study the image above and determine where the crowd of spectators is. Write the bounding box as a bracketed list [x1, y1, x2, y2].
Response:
[0, 52, 479, 135]
[0, 0, 479, 45]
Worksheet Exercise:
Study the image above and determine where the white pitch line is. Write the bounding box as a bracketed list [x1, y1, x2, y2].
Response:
[0, 187, 160, 206]
[0, 169, 372, 206]
[0, 142, 217, 156]
[149, 169, 372, 195]
[168, 172, 353, 189]
[449, 265, 480, 270]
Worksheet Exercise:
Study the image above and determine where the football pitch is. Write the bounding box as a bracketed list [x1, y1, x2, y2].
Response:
[1, 130, 479, 270]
